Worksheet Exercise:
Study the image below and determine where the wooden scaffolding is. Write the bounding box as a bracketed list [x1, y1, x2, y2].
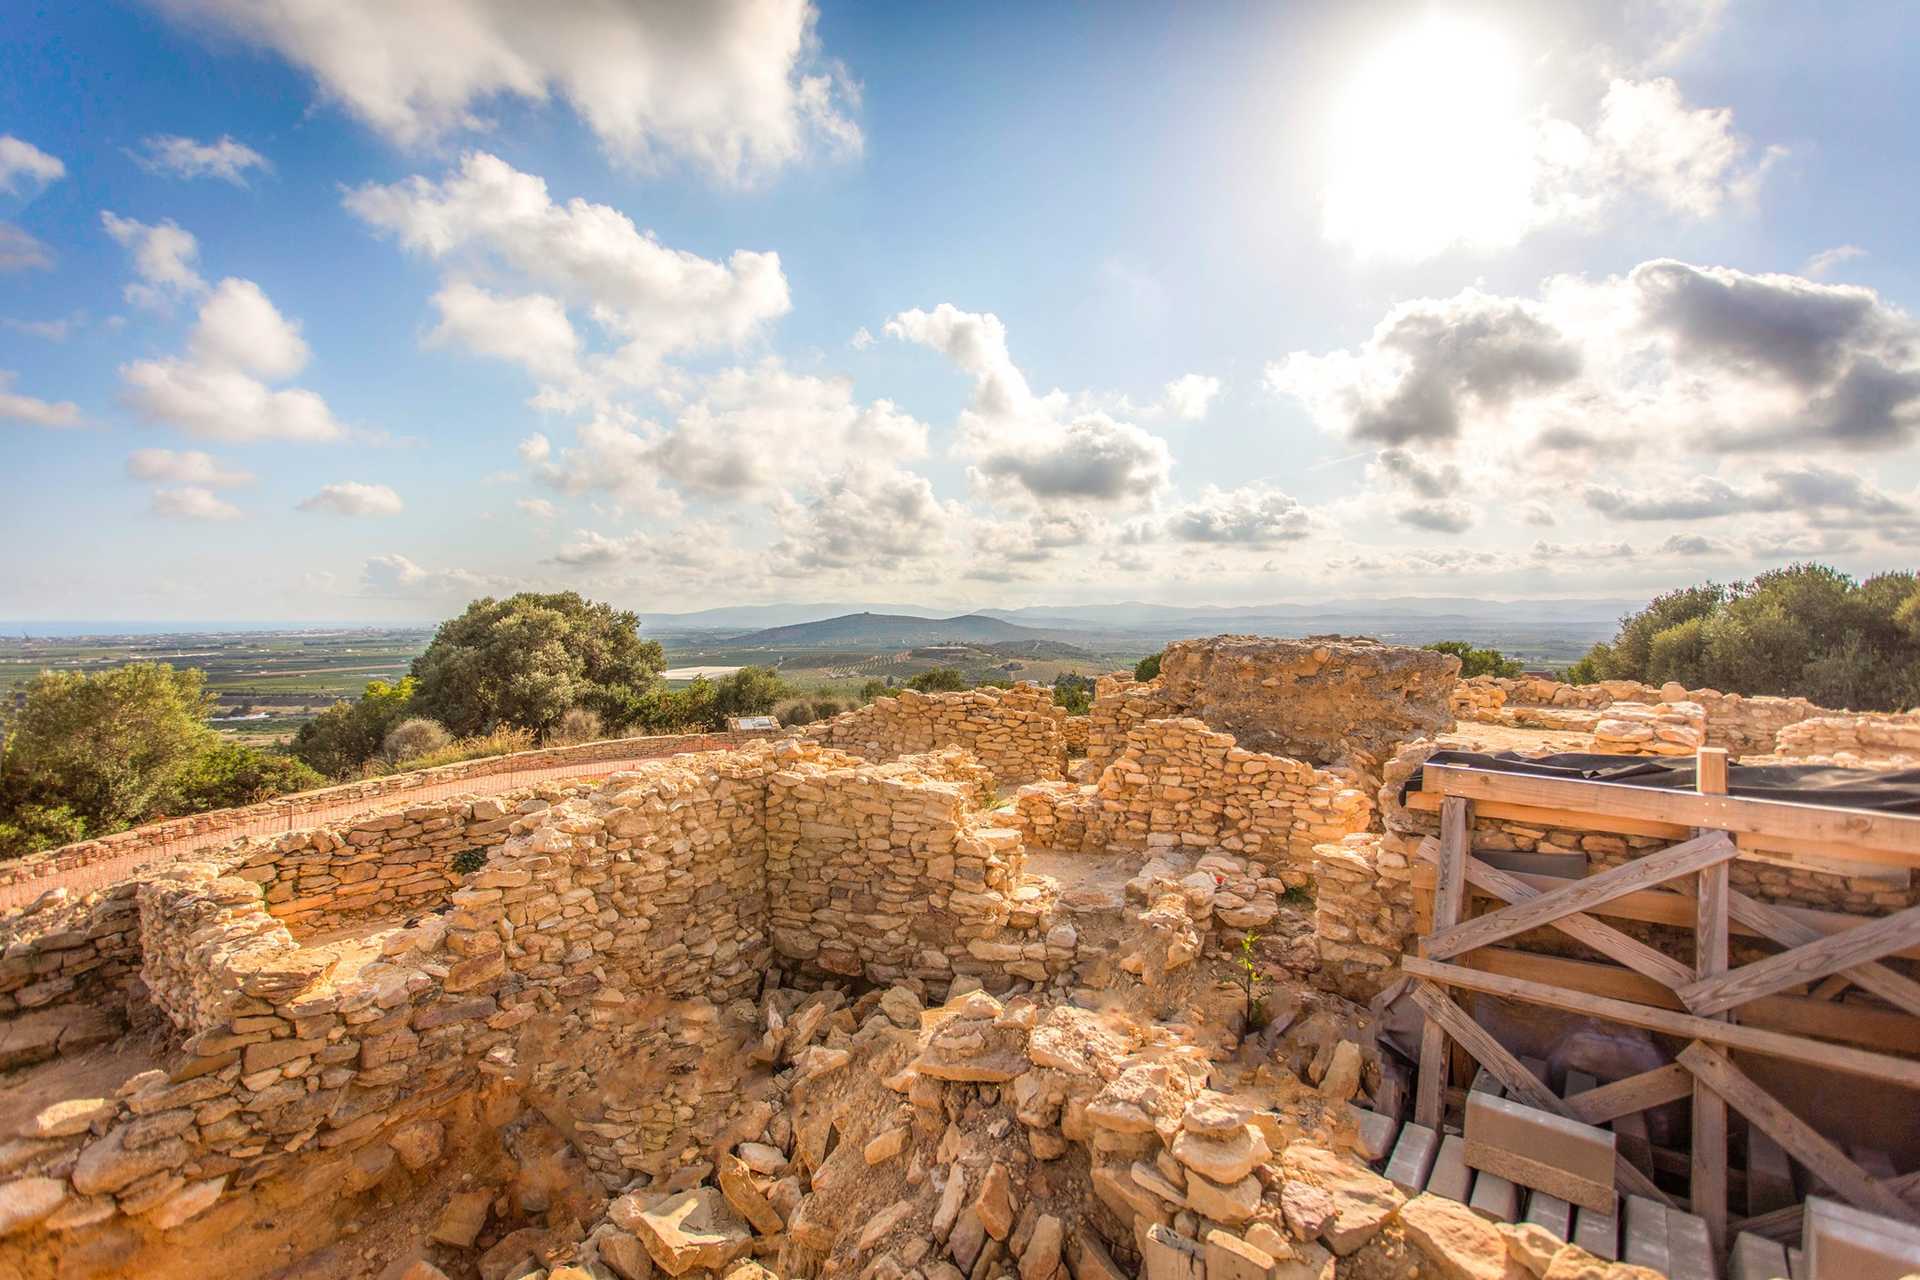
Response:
[1399, 749, 1920, 1255]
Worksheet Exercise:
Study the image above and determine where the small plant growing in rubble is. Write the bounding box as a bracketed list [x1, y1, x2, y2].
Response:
[1236, 930, 1270, 1038]
[450, 848, 486, 876]
[1281, 882, 1315, 907]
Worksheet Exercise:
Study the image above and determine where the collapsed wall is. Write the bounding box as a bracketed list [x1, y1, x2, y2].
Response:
[804, 683, 1068, 785]
[1452, 674, 1827, 756]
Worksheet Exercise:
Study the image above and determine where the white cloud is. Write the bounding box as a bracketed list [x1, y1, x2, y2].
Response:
[0, 371, 82, 428]
[1320, 16, 1778, 260]
[4, 314, 81, 341]
[1159, 374, 1222, 422]
[0, 224, 55, 273]
[298, 482, 404, 516]
[101, 212, 208, 309]
[0, 136, 64, 194]
[427, 281, 582, 387]
[770, 464, 959, 572]
[345, 152, 790, 398]
[849, 326, 875, 350]
[151, 486, 242, 520]
[154, 0, 859, 183]
[1803, 245, 1867, 280]
[120, 278, 348, 443]
[1166, 484, 1314, 546]
[126, 448, 253, 487]
[886, 303, 1174, 506]
[1269, 258, 1920, 462]
[516, 497, 556, 520]
[359, 553, 507, 599]
[134, 134, 270, 185]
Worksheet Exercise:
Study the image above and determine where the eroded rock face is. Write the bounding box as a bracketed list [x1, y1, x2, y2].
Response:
[1156, 636, 1458, 768]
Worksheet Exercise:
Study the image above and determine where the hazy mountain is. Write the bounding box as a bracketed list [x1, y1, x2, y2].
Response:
[723, 612, 1056, 647]
[636, 602, 946, 633]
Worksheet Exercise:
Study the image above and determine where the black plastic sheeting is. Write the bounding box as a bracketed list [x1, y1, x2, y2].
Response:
[1404, 750, 1920, 817]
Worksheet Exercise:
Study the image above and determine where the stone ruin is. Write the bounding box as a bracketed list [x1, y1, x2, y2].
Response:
[0, 633, 1913, 1280]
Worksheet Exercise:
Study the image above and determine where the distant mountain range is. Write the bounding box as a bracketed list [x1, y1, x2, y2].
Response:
[721, 612, 1047, 647]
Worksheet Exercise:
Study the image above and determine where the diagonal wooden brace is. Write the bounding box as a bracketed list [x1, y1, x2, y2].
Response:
[1677, 901, 1920, 1017]
[1720, 890, 1920, 1020]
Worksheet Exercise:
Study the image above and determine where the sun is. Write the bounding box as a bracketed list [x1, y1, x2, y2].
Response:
[1321, 15, 1545, 260]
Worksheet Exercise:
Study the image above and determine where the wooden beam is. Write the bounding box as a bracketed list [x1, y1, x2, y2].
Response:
[1676, 1043, 1919, 1224]
[1400, 956, 1920, 1089]
[1415, 837, 1692, 989]
[1409, 982, 1671, 1205]
[1420, 763, 1920, 860]
[1725, 890, 1920, 1020]
[1462, 946, 1920, 1057]
[1428, 832, 1736, 961]
[1409, 862, 1920, 964]
[1677, 903, 1920, 1017]
[1565, 1064, 1694, 1126]
[1732, 1171, 1920, 1239]
[1417, 796, 1471, 1128]
[1696, 747, 1729, 798]
[1692, 790, 1731, 1254]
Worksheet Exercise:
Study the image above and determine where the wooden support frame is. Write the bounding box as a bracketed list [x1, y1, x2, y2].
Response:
[1410, 981, 1670, 1205]
[1425, 831, 1736, 963]
[1725, 890, 1920, 1018]
[1564, 1063, 1693, 1126]
[1677, 1043, 1920, 1225]
[1676, 901, 1920, 1016]
[1401, 956, 1920, 1089]
[1692, 748, 1730, 1255]
[1415, 796, 1470, 1128]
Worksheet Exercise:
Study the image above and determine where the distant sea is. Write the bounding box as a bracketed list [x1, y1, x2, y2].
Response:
[0, 621, 430, 637]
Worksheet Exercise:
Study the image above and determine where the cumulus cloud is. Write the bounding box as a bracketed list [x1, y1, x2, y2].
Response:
[0, 224, 55, 273]
[1530, 539, 1636, 561]
[0, 136, 64, 194]
[360, 553, 507, 599]
[1803, 245, 1866, 279]
[516, 497, 556, 520]
[4, 314, 81, 341]
[1584, 464, 1909, 524]
[770, 464, 958, 572]
[1166, 484, 1313, 545]
[346, 152, 790, 399]
[1658, 532, 1736, 556]
[886, 303, 1174, 506]
[133, 134, 270, 185]
[120, 278, 348, 443]
[298, 482, 404, 516]
[1160, 374, 1222, 422]
[126, 448, 252, 487]
[1518, 500, 1557, 527]
[0, 371, 82, 428]
[151, 486, 242, 520]
[101, 212, 208, 309]
[1270, 259, 1920, 467]
[154, 0, 859, 183]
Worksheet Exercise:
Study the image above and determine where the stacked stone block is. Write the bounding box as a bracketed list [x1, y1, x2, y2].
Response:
[804, 683, 1069, 785]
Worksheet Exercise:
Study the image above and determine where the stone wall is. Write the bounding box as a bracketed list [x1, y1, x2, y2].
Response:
[1154, 635, 1458, 768]
[1011, 717, 1372, 873]
[1452, 675, 1828, 756]
[804, 683, 1067, 785]
[1771, 710, 1920, 767]
[0, 728, 766, 898]
[1589, 700, 1706, 755]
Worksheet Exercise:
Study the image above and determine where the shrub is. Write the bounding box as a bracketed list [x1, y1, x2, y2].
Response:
[1052, 673, 1094, 715]
[394, 726, 537, 771]
[906, 667, 968, 693]
[1422, 641, 1522, 679]
[549, 707, 605, 745]
[177, 743, 325, 812]
[857, 679, 892, 702]
[451, 848, 487, 876]
[292, 677, 417, 778]
[382, 717, 452, 763]
[1134, 651, 1163, 682]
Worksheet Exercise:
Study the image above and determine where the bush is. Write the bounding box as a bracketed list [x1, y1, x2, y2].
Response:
[857, 679, 892, 702]
[394, 726, 537, 771]
[1052, 673, 1094, 715]
[1423, 641, 1522, 679]
[292, 677, 417, 778]
[906, 667, 968, 693]
[549, 707, 605, 745]
[177, 743, 325, 812]
[1134, 651, 1163, 682]
[451, 849, 487, 876]
[382, 717, 452, 763]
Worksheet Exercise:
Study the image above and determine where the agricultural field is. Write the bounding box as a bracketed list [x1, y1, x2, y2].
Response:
[656, 638, 1141, 702]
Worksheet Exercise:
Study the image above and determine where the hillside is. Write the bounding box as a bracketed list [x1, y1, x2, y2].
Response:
[724, 611, 1059, 647]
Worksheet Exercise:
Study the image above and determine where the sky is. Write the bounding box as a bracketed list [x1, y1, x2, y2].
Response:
[3, 0, 1919, 622]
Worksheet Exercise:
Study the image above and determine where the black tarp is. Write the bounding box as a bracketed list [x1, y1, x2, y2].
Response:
[1404, 750, 1920, 817]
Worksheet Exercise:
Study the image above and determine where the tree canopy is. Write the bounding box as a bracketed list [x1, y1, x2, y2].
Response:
[409, 592, 665, 737]
[1423, 641, 1522, 679]
[1568, 564, 1920, 710]
[291, 676, 418, 777]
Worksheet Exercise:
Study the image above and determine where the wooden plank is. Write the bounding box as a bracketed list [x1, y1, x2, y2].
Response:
[1463, 946, 1920, 1057]
[1400, 956, 1920, 1089]
[1692, 754, 1731, 1257]
[1410, 862, 1920, 963]
[1726, 889, 1920, 1020]
[1565, 1064, 1694, 1126]
[1678, 902, 1920, 1016]
[1409, 982, 1671, 1205]
[1676, 1042, 1919, 1224]
[1428, 832, 1737, 961]
[1733, 1171, 1920, 1242]
[1420, 763, 1920, 860]
[1415, 837, 1692, 989]
[1416, 796, 1471, 1129]
[1697, 747, 1730, 797]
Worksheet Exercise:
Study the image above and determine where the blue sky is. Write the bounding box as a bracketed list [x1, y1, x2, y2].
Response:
[4, 0, 1918, 621]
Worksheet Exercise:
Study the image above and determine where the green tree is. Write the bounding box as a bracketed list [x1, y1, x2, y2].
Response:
[709, 667, 790, 722]
[177, 742, 325, 812]
[408, 592, 665, 737]
[906, 667, 969, 693]
[1422, 641, 1522, 679]
[1052, 673, 1095, 715]
[291, 677, 418, 778]
[0, 664, 217, 835]
[1134, 650, 1163, 682]
[857, 678, 892, 703]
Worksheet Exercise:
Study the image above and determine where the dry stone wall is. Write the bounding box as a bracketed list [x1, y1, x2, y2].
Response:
[1771, 710, 1920, 766]
[1589, 700, 1707, 755]
[1453, 675, 1827, 756]
[804, 683, 1068, 785]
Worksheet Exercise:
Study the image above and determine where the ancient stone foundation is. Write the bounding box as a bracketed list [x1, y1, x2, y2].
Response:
[805, 684, 1068, 785]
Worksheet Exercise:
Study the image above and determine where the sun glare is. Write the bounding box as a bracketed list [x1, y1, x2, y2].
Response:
[1322, 15, 1541, 260]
